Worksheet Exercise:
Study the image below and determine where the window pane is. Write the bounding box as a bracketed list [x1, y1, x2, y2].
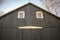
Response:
[18, 11, 25, 18]
[36, 11, 43, 18]
[19, 13, 23, 17]
[37, 13, 41, 17]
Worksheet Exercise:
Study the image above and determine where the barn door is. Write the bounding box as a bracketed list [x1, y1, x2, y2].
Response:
[0, 28, 59, 40]
[16, 28, 60, 40]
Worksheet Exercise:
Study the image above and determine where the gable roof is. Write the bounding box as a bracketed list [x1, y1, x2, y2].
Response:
[0, 2, 60, 19]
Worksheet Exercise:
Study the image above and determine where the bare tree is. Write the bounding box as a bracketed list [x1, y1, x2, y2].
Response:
[0, 0, 4, 5]
[40, 0, 60, 17]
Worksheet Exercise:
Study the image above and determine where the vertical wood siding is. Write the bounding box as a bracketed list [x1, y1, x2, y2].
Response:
[0, 4, 60, 27]
[0, 28, 60, 40]
[0, 3, 60, 40]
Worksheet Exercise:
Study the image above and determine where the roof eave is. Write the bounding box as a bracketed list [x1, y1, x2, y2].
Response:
[0, 2, 60, 19]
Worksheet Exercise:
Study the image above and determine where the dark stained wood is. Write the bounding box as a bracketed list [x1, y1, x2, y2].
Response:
[0, 3, 60, 27]
[0, 3, 60, 40]
[0, 28, 17, 40]
[0, 28, 60, 40]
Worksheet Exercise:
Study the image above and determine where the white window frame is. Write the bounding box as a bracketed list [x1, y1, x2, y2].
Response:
[18, 11, 25, 18]
[36, 11, 43, 18]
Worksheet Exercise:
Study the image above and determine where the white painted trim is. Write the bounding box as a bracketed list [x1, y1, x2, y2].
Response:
[18, 26, 43, 29]
[18, 11, 25, 18]
[36, 11, 43, 18]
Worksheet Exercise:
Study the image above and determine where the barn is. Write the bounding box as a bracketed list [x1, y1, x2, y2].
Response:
[0, 2, 60, 40]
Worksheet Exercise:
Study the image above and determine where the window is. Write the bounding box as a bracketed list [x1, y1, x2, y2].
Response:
[18, 11, 25, 18]
[36, 11, 43, 18]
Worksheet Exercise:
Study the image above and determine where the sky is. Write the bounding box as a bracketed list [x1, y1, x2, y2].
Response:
[0, 0, 47, 13]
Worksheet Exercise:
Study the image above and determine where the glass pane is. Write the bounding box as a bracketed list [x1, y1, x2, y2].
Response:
[19, 13, 23, 17]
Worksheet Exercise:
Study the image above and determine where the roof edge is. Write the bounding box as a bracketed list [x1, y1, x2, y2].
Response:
[0, 2, 60, 19]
